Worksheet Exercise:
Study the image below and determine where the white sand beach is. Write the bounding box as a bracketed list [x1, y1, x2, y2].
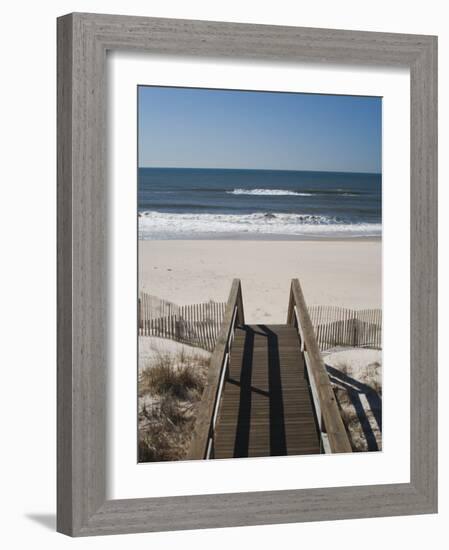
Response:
[139, 239, 381, 323]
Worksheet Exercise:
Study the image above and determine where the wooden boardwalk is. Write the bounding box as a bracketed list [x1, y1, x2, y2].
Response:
[187, 279, 352, 461]
[213, 324, 321, 458]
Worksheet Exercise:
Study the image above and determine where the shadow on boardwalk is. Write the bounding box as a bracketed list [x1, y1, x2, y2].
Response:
[226, 325, 287, 457]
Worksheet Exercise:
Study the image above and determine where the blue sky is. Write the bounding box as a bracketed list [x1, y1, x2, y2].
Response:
[138, 86, 381, 173]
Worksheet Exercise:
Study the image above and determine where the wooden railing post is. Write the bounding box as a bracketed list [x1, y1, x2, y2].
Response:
[187, 279, 244, 460]
[289, 279, 352, 454]
[235, 279, 245, 325]
[287, 284, 295, 326]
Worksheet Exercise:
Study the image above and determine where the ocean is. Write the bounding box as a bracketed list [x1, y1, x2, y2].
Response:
[138, 168, 381, 240]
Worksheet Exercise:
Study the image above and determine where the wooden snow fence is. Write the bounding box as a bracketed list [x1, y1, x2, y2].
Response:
[138, 293, 227, 352]
[308, 306, 382, 351]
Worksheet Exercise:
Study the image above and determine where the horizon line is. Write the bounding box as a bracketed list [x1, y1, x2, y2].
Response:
[138, 166, 381, 175]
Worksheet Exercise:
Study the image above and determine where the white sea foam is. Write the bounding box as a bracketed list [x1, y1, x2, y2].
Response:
[138, 211, 381, 239]
[227, 188, 313, 196]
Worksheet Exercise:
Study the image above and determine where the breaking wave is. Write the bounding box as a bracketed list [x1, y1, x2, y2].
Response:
[138, 211, 381, 239]
[227, 188, 312, 196]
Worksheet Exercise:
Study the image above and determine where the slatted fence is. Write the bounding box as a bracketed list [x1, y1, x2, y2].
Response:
[138, 293, 226, 352]
[308, 306, 382, 351]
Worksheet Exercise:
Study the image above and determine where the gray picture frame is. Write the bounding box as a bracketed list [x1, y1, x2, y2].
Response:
[57, 12, 438, 537]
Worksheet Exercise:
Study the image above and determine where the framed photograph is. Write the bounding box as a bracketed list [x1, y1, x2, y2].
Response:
[57, 13, 437, 536]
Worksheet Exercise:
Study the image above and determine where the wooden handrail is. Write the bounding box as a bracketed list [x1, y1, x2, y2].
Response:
[287, 279, 352, 454]
[187, 279, 244, 459]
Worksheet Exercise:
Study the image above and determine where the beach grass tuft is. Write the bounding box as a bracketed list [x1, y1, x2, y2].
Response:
[139, 351, 205, 400]
[138, 348, 210, 462]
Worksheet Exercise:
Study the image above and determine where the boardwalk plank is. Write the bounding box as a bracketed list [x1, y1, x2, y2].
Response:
[213, 324, 321, 459]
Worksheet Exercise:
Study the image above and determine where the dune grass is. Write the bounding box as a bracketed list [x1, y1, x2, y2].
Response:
[139, 350, 206, 400]
[138, 348, 210, 462]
